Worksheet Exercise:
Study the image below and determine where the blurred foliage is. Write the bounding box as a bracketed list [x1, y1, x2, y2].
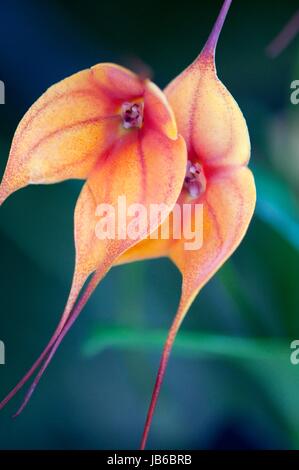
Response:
[254, 163, 299, 250]
[83, 327, 287, 360]
[0, 0, 299, 451]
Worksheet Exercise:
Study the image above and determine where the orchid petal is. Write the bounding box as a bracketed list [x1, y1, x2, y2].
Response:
[70, 127, 186, 307]
[136, 169, 256, 452]
[165, 62, 250, 168]
[116, 0, 256, 449]
[0, 68, 117, 203]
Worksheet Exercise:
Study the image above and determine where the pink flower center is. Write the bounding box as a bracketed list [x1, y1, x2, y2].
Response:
[184, 160, 206, 198]
[121, 101, 144, 129]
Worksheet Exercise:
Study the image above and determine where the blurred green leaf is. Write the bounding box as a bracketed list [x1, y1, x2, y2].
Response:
[254, 163, 299, 250]
[83, 326, 288, 361]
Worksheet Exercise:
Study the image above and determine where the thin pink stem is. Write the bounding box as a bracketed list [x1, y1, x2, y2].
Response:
[140, 303, 186, 450]
[12, 265, 108, 416]
[266, 8, 299, 58]
[13, 309, 81, 417]
[0, 288, 79, 411]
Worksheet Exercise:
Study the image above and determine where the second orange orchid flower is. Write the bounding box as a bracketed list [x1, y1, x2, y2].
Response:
[0, 0, 255, 449]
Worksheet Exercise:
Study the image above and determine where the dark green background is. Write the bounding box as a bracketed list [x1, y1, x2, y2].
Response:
[0, 0, 299, 449]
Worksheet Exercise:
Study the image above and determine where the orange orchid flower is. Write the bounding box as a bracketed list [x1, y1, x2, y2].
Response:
[118, 0, 256, 449]
[0, 65, 186, 411]
[0, 0, 255, 450]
